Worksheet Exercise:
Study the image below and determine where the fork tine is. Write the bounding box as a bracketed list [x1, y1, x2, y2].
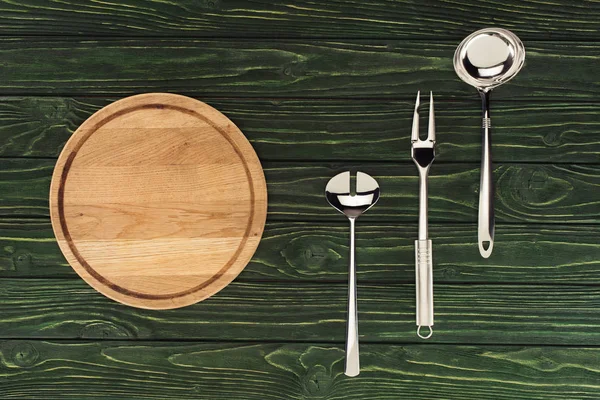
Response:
[411, 91, 420, 142]
[428, 91, 435, 141]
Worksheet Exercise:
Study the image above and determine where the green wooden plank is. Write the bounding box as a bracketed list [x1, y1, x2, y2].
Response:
[2, 341, 600, 400]
[0, 0, 597, 40]
[1, 159, 598, 224]
[0, 39, 598, 99]
[1, 279, 600, 344]
[2, 220, 600, 285]
[0, 219, 66, 277]
[0, 97, 102, 158]
[264, 163, 600, 223]
[0, 158, 53, 217]
[1, 97, 598, 163]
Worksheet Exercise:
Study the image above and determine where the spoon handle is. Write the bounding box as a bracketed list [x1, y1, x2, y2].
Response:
[479, 90, 495, 258]
[345, 217, 359, 377]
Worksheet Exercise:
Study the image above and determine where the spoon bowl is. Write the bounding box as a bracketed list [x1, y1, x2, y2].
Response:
[326, 171, 380, 218]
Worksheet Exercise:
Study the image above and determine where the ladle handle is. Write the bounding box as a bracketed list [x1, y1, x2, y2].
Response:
[345, 218, 360, 377]
[479, 90, 495, 258]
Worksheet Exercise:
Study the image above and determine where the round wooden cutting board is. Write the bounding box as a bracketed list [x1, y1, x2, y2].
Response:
[50, 93, 268, 310]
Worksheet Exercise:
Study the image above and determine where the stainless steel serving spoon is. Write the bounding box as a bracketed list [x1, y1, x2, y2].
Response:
[326, 171, 380, 377]
[454, 28, 525, 258]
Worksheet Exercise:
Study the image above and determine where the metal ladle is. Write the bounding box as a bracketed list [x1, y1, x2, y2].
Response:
[454, 28, 525, 258]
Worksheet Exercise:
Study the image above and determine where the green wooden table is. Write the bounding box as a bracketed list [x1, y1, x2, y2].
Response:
[1, 1, 600, 398]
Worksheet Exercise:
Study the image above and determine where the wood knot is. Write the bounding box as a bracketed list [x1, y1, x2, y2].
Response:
[302, 365, 333, 398]
[281, 237, 341, 275]
[281, 62, 306, 79]
[441, 266, 458, 278]
[28, 97, 71, 122]
[540, 357, 556, 370]
[543, 128, 575, 147]
[501, 166, 572, 207]
[80, 322, 132, 339]
[10, 342, 39, 368]
[201, 0, 220, 9]
[13, 251, 32, 271]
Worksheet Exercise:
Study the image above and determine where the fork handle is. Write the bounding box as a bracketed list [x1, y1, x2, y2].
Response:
[415, 239, 433, 339]
[345, 217, 359, 377]
[418, 169, 429, 240]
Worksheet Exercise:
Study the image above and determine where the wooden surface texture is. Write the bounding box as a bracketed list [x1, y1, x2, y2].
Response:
[0, 39, 598, 99]
[3, 341, 599, 400]
[0, 1, 599, 398]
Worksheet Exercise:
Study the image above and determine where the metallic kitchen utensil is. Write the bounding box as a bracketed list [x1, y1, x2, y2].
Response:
[411, 91, 436, 339]
[454, 28, 525, 258]
[326, 171, 380, 377]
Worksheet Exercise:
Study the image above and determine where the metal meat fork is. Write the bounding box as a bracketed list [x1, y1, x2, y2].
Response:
[411, 91, 435, 339]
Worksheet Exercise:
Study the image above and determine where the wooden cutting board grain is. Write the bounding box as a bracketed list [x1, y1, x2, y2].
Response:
[49, 93, 268, 309]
